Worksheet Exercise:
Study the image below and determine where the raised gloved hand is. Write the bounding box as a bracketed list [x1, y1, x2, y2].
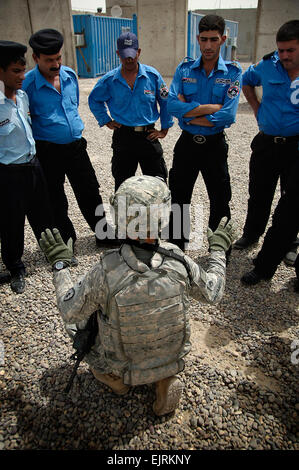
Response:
[39, 228, 73, 266]
[207, 217, 236, 252]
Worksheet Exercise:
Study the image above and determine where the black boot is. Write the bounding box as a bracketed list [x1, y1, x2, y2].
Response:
[241, 269, 272, 286]
[10, 271, 25, 294]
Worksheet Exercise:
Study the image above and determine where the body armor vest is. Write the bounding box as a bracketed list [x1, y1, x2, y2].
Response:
[98, 243, 191, 386]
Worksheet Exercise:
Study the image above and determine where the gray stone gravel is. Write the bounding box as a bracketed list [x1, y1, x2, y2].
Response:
[0, 64, 298, 450]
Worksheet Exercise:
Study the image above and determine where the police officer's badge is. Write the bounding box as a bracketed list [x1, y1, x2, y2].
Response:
[227, 85, 240, 99]
[160, 83, 169, 99]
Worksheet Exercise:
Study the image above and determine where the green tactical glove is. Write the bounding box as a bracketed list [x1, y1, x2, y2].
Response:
[207, 217, 236, 252]
[39, 228, 73, 266]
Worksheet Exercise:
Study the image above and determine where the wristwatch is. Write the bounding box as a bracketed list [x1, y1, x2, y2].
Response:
[52, 260, 69, 272]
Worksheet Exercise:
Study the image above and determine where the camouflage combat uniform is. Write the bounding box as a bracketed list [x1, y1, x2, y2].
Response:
[53, 241, 226, 385]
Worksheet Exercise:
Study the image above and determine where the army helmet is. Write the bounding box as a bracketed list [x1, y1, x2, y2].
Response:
[110, 176, 171, 239]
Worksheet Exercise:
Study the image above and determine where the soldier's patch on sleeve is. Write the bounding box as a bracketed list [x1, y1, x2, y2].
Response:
[160, 83, 169, 99]
[64, 288, 75, 301]
[227, 85, 240, 99]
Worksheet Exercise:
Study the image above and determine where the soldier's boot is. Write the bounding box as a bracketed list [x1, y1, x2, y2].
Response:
[90, 368, 129, 395]
[153, 375, 183, 416]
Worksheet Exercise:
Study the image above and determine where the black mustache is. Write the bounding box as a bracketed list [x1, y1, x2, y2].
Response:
[50, 67, 60, 71]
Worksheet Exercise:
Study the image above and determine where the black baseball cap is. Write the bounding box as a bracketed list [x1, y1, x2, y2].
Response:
[117, 32, 139, 59]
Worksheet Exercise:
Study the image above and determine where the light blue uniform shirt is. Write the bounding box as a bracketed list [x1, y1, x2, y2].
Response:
[0, 89, 35, 165]
[88, 63, 173, 129]
[242, 51, 299, 137]
[167, 55, 242, 135]
[22, 65, 84, 144]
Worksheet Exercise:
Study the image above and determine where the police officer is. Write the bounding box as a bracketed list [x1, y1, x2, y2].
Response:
[167, 15, 242, 251]
[39, 175, 235, 416]
[234, 20, 299, 259]
[23, 29, 109, 251]
[241, 157, 299, 286]
[88, 32, 173, 191]
[0, 41, 53, 293]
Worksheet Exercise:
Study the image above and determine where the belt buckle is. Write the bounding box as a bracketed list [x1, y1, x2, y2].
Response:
[134, 126, 144, 132]
[193, 134, 206, 144]
[274, 136, 286, 144]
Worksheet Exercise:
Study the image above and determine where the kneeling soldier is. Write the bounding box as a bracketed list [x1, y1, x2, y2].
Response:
[40, 176, 235, 415]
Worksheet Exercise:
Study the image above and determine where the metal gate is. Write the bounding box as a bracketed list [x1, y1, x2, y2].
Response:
[187, 12, 238, 61]
[73, 14, 137, 78]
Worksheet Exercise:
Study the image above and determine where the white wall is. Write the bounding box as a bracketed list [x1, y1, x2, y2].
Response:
[195, 8, 257, 61]
[254, 0, 299, 62]
[136, 0, 188, 78]
[106, 0, 136, 18]
[0, 0, 76, 72]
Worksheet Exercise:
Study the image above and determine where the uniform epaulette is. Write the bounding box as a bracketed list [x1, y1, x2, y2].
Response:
[263, 51, 275, 60]
[182, 56, 194, 63]
[228, 60, 242, 69]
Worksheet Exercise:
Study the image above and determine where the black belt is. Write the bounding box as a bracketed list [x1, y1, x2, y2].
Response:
[0, 155, 36, 168]
[183, 130, 224, 144]
[36, 138, 82, 149]
[121, 124, 155, 133]
[260, 132, 299, 144]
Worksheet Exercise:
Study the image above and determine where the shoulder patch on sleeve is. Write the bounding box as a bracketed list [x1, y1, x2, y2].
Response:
[227, 84, 240, 99]
[160, 83, 169, 98]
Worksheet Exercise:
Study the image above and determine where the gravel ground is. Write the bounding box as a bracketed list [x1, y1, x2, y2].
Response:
[0, 64, 298, 451]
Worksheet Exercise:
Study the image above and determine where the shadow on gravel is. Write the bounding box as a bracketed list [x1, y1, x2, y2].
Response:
[200, 250, 299, 447]
[223, 251, 298, 333]
[6, 363, 171, 450]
